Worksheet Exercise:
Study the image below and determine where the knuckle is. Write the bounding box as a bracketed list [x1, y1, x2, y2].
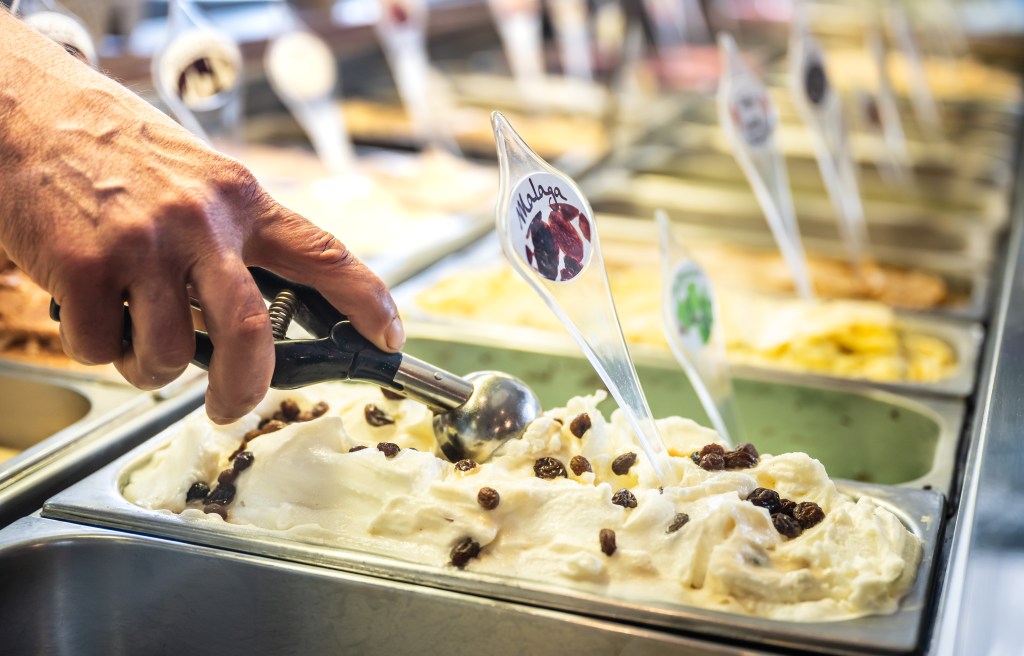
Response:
[232, 307, 273, 344]
[308, 230, 356, 269]
[109, 217, 159, 254]
[58, 249, 108, 282]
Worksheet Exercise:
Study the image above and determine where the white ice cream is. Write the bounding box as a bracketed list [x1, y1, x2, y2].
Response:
[123, 383, 921, 622]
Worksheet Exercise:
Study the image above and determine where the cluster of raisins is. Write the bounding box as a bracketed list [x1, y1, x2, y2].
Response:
[230, 399, 329, 460]
[690, 442, 759, 472]
[185, 450, 255, 519]
[746, 487, 825, 539]
[525, 203, 592, 281]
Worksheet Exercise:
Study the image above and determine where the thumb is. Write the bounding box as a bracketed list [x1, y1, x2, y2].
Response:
[245, 205, 405, 353]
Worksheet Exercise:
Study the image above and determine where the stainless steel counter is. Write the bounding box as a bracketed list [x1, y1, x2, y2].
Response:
[927, 134, 1024, 656]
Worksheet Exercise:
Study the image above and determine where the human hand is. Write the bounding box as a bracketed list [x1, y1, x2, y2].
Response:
[0, 12, 404, 423]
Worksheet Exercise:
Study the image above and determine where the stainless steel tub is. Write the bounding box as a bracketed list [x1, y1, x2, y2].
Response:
[590, 215, 994, 322]
[0, 515, 820, 656]
[42, 428, 944, 656]
[391, 233, 985, 398]
[0, 367, 205, 527]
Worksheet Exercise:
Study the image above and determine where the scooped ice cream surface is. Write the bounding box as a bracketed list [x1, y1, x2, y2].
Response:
[124, 384, 921, 622]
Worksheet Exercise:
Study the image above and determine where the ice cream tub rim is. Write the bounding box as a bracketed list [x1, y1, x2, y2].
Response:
[41, 402, 945, 656]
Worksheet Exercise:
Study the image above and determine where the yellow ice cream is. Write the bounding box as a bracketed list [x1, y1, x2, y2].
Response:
[413, 262, 956, 383]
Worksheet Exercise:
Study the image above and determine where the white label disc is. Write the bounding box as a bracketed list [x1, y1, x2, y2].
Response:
[507, 172, 593, 282]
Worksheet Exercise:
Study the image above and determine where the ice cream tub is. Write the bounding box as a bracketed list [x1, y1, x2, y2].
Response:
[0, 366, 158, 526]
[392, 234, 985, 397]
[595, 172, 1010, 234]
[618, 144, 1012, 219]
[589, 195, 1000, 263]
[41, 379, 947, 656]
[0, 514, 932, 656]
[582, 212, 994, 322]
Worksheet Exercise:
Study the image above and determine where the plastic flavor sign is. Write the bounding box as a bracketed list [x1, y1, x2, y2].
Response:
[886, 0, 942, 139]
[15, 0, 97, 68]
[789, 18, 870, 275]
[152, 0, 243, 145]
[547, 0, 594, 82]
[656, 210, 740, 445]
[493, 111, 674, 484]
[376, 0, 460, 154]
[863, 26, 913, 184]
[265, 25, 358, 176]
[486, 0, 546, 106]
[716, 32, 814, 301]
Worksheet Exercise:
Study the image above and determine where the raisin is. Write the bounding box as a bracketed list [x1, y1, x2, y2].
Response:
[611, 452, 638, 476]
[185, 481, 210, 503]
[454, 459, 478, 472]
[699, 452, 725, 471]
[381, 388, 405, 401]
[206, 483, 236, 506]
[779, 499, 798, 517]
[364, 404, 395, 427]
[261, 420, 286, 435]
[548, 203, 585, 261]
[280, 399, 301, 422]
[793, 502, 825, 529]
[349, 445, 368, 453]
[699, 444, 725, 458]
[747, 487, 782, 514]
[723, 450, 758, 470]
[569, 455, 592, 476]
[772, 513, 803, 539]
[203, 504, 228, 519]
[569, 413, 592, 438]
[377, 442, 400, 458]
[666, 512, 690, 534]
[310, 401, 329, 418]
[527, 215, 559, 280]
[611, 488, 637, 509]
[477, 487, 500, 510]
[233, 451, 254, 472]
[450, 537, 481, 569]
[734, 442, 759, 459]
[217, 469, 238, 486]
[599, 528, 616, 556]
[533, 457, 567, 479]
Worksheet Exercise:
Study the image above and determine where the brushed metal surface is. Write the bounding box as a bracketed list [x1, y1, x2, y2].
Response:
[41, 400, 944, 655]
[0, 515, 742, 656]
[0, 366, 205, 528]
[926, 131, 1024, 656]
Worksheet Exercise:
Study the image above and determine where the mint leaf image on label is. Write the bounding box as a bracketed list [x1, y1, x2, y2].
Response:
[729, 80, 773, 149]
[671, 263, 714, 351]
[509, 173, 593, 282]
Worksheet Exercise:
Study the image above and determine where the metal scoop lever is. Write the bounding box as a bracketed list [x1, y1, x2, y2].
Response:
[48, 267, 539, 462]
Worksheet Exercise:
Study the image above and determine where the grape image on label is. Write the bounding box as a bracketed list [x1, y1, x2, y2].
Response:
[525, 202, 592, 282]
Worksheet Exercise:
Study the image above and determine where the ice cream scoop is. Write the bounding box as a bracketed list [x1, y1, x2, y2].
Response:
[49, 267, 540, 462]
